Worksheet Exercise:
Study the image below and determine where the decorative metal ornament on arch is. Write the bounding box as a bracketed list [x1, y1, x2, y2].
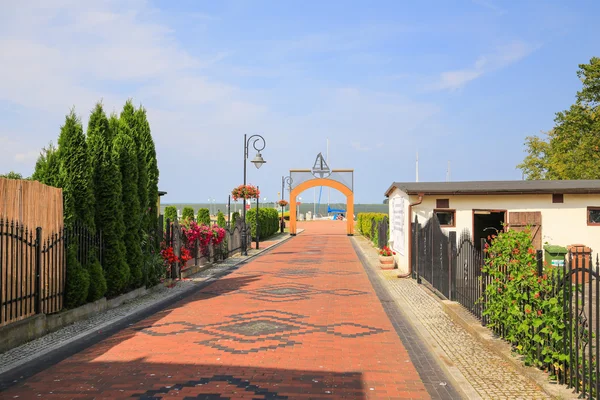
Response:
[289, 153, 355, 236]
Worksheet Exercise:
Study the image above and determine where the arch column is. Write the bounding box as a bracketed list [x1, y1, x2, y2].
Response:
[289, 178, 354, 236]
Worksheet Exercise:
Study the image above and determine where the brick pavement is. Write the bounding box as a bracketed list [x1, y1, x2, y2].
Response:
[1, 221, 440, 400]
[352, 235, 556, 400]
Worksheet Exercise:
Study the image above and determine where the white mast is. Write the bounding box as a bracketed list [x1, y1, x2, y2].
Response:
[416, 151, 419, 182]
[327, 138, 330, 208]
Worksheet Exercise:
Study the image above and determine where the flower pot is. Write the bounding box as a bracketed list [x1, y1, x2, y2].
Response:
[379, 255, 395, 270]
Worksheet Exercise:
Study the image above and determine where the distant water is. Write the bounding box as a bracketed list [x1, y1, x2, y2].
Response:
[160, 203, 388, 216]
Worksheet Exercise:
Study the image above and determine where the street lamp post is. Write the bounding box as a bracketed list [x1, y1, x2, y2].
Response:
[280, 176, 292, 233]
[242, 134, 266, 256]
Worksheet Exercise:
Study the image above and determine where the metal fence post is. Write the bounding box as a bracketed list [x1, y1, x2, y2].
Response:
[449, 231, 457, 301]
[35, 227, 42, 315]
[536, 250, 543, 276]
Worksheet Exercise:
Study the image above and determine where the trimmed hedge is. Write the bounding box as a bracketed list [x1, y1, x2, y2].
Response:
[246, 208, 279, 240]
[197, 208, 210, 225]
[357, 213, 388, 247]
[182, 207, 195, 221]
[231, 211, 240, 227]
[217, 211, 226, 227]
[164, 206, 177, 225]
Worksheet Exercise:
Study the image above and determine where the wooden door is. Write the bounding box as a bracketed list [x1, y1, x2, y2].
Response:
[508, 211, 542, 250]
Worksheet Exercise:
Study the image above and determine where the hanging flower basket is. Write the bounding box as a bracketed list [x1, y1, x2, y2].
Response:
[231, 184, 260, 201]
[277, 199, 289, 207]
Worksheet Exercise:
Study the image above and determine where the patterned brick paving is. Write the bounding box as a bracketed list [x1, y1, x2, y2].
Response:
[2, 221, 434, 399]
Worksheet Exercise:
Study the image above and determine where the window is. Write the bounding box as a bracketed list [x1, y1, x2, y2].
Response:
[552, 194, 564, 203]
[589, 207, 600, 225]
[434, 209, 455, 227]
[436, 199, 450, 208]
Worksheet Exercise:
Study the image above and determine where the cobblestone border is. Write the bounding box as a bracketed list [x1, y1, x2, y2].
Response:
[0, 232, 296, 392]
[442, 301, 577, 399]
[350, 238, 465, 400]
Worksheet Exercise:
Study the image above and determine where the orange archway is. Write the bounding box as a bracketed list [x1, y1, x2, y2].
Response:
[289, 178, 354, 236]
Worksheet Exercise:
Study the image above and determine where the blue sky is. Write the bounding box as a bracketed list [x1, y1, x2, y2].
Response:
[0, 0, 598, 204]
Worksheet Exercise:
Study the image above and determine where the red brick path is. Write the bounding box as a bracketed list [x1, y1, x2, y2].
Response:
[3, 221, 429, 399]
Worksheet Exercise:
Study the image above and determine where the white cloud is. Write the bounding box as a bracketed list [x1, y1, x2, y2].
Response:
[0, 1, 444, 201]
[14, 151, 39, 163]
[351, 142, 371, 152]
[431, 41, 536, 91]
[472, 0, 507, 16]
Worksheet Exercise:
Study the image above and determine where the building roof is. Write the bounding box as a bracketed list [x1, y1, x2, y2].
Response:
[385, 180, 600, 197]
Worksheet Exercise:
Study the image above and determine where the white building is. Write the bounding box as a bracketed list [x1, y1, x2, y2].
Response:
[385, 180, 600, 275]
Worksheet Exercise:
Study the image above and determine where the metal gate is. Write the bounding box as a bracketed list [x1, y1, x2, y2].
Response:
[411, 215, 456, 299]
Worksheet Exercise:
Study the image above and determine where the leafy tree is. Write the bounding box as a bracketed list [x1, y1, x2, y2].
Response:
[96, 131, 130, 296]
[182, 207, 195, 221]
[518, 57, 600, 179]
[64, 245, 90, 309]
[0, 171, 23, 179]
[197, 208, 210, 225]
[113, 121, 143, 289]
[57, 110, 95, 230]
[164, 206, 178, 225]
[32, 142, 61, 187]
[217, 211, 226, 227]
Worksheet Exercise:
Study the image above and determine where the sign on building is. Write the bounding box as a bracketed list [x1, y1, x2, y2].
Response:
[390, 195, 405, 255]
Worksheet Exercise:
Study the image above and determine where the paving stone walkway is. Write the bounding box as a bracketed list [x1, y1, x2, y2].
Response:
[352, 236, 555, 400]
[1, 221, 447, 399]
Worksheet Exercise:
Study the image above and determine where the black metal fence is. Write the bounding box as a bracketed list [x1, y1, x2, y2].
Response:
[0, 218, 102, 327]
[367, 216, 389, 249]
[412, 221, 600, 398]
[164, 217, 250, 279]
[411, 215, 456, 299]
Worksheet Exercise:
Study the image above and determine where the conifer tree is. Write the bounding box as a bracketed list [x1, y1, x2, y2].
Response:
[120, 101, 148, 232]
[135, 106, 159, 244]
[95, 115, 130, 296]
[57, 110, 95, 230]
[32, 142, 61, 187]
[113, 121, 143, 288]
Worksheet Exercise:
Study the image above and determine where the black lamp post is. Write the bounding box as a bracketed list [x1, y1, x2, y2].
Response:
[280, 175, 292, 233]
[242, 134, 266, 256]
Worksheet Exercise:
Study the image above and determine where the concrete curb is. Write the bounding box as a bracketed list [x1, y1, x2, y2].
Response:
[441, 301, 577, 400]
[0, 233, 295, 391]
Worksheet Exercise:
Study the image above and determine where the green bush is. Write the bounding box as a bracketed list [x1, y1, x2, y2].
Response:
[182, 207, 195, 221]
[197, 208, 210, 225]
[65, 246, 90, 309]
[164, 206, 177, 225]
[357, 212, 388, 246]
[217, 211, 226, 227]
[246, 208, 279, 240]
[87, 255, 107, 302]
[482, 229, 566, 370]
[231, 211, 240, 227]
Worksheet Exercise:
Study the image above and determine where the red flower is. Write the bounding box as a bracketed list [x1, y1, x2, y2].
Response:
[534, 292, 540, 299]
[537, 309, 543, 316]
